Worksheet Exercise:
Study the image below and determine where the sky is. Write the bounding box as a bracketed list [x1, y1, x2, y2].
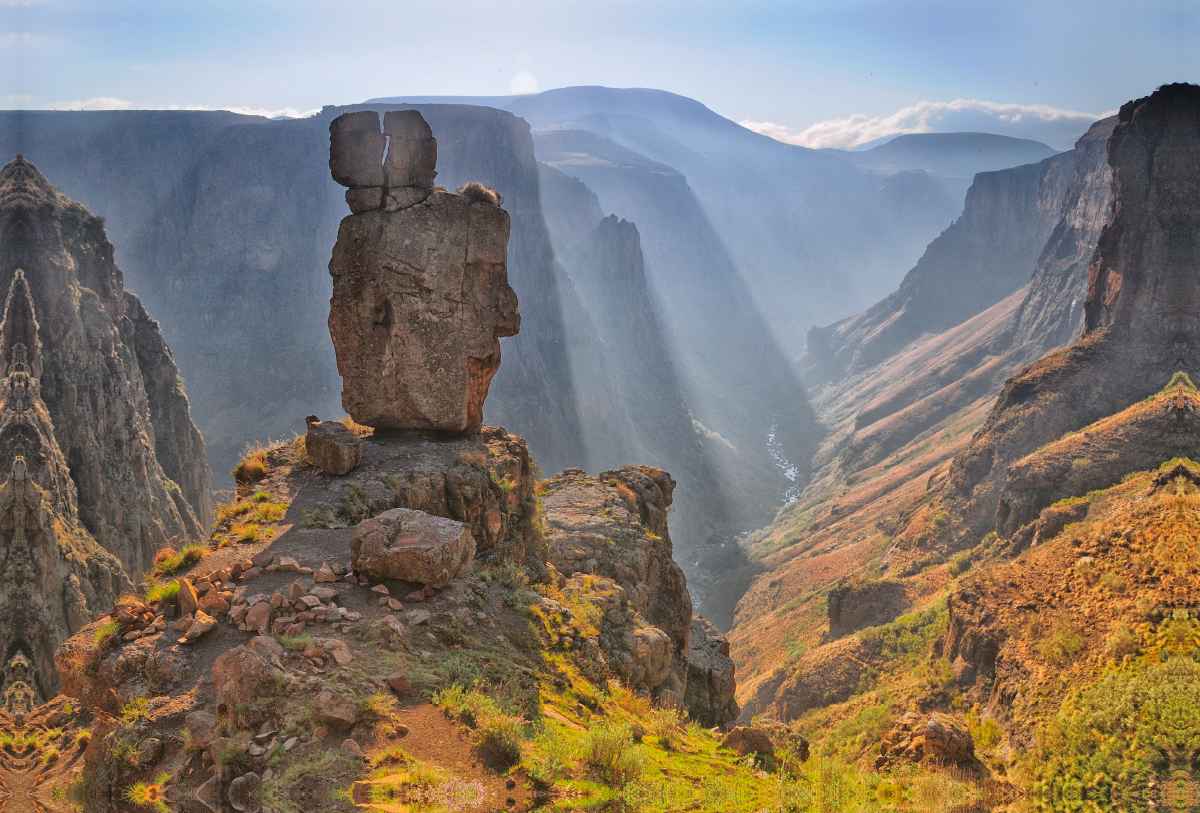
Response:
[2, 0, 1198, 150]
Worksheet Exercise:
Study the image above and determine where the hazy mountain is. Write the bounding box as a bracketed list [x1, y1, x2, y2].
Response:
[823, 132, 1060, 205]
[372, 87, 963, 351]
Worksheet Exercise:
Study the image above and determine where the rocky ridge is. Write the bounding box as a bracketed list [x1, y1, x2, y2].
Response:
[0, 157, 211, 574]
[0, 158, 210, 699]
[890, 85, 1200, 567]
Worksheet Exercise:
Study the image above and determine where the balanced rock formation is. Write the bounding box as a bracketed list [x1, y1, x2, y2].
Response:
[327, 110, 520, 432]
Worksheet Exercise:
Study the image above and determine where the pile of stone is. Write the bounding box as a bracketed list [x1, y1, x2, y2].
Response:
[230, 580, 364, 638]
[113, 597, 168, 641]
[876, 711, 975, 768]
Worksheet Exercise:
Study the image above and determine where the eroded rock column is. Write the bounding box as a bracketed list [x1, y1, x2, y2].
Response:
[327, 109, 520, 433]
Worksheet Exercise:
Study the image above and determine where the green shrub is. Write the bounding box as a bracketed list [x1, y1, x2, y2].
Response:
[647, 707, 684, 750]
[1039, 619, 1084, 665]
[586, 721, 644, 786]
[948, 551, 971, 577]
[94, 619, 121, 649]
[524, 727, 573, 786]
[145, 580, 179, 605]
[1104, 621, 1140, 660]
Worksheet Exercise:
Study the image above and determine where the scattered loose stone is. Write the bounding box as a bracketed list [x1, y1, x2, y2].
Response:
[386, 670, 412, 696]
[183, 610, 216, 641]
[313, 688, 357, 730]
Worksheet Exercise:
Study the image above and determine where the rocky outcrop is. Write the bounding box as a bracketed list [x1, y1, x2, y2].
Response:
[286, 425, 541, 568]
[327, 110, 520, 432]
[0, 452, 129, 699]
[877, 712, 975, 768]
[541, 467, 693, 695]
[684, 617, 739, 727]
[0, 157, 211, 576]
[995, 374, 1200, 538]
[825, 579, 909, 640]
[0, 158, 210, 695]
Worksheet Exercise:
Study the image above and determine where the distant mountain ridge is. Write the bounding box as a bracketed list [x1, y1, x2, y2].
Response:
[823, 132, 1060, 205]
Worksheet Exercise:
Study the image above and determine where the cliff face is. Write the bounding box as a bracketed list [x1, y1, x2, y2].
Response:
[1010, 117, 1118, 350]
[899, 85, 1200, 559]
[539, 163, 735, 583]
[0, 158, 210, 574]
[801, 150, 1075, 385]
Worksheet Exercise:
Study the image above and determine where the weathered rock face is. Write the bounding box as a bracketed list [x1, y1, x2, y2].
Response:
[0, 156, 208, 697]
[825, 579, 909, 640]
[877, 712, 975, 768]
[684, 617, 739, 727]
[0, 157, 211, 573]
[1011, 117, 1118, 351]
[541, 467, 693, 695]
[350, 507, 476, 588]
[281, 425, 541, 569]
[1086, 84, 1200, 335]
[327, 110, 520, 432]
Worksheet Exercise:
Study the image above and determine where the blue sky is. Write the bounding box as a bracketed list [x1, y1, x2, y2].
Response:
[2, 0, 1197, 148]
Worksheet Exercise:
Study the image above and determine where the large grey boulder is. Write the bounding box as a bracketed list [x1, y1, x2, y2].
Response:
[684, 617, 740, 727]
[350, 508, 475, 588]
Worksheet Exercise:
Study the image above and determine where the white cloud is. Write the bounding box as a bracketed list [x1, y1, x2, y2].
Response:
[54, 97, 132, 110]
[168, 104, 320, 119]
[6, 94, 32, 104]
[744, 99, 1114, 151]
[510, 71, 539, 96]
[1, 32, 41, 47]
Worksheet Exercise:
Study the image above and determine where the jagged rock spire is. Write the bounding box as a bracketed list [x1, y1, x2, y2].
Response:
[0, 269, 40, 379]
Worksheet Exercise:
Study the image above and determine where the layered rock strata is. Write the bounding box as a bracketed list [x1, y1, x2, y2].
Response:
[327, 110, 520, 432]
[883, 85, 1200, 565]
